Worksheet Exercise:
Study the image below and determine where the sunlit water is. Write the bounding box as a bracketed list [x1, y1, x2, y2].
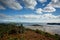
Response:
[17, 23, 60, 35]
[22, 23, 60, 35]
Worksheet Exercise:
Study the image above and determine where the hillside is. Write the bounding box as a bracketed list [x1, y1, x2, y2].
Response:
[0, 23, 60, 40]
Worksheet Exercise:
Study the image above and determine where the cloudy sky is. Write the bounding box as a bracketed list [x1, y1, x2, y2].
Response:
[0, 0, 60, 23]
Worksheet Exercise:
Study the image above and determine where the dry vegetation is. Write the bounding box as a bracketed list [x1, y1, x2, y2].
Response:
[0, 23, 60, 40]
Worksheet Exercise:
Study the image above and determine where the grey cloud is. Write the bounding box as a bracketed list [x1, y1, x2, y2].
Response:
[0, 0, 37, 10]
[0, 0, 23, 10]
[23, 0, 37, 9]
[0, 14, 14, 20]
[43, 6, 56, 12]
[47, 0, 60, 8]
[35, 7, 56, 14]
[0, 5, 5, 9]
[0, 13, 60, 23]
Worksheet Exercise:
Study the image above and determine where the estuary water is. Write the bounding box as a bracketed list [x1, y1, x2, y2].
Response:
[22, 23, 60, 35]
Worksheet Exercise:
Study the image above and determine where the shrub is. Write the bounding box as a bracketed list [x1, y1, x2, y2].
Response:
[0, 33, 4, 38]
[18, 24, 25, 34]
[8, 29, 17, 34]
[44, 32, 54, 38]
[54, 34, 60, 40]
[20, 37, 25, 40]
[8, 38, 18, 40]
[35, 29, 55, 38]
[35, 29, 41, 34]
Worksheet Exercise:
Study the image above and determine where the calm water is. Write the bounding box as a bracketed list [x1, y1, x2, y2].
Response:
[16, 23, 60, 34]
[20, 23, 60, 35]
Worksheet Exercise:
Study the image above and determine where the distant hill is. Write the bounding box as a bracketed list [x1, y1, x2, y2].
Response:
[47, 23, 60, 25]
[31, 24, 43, 26]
